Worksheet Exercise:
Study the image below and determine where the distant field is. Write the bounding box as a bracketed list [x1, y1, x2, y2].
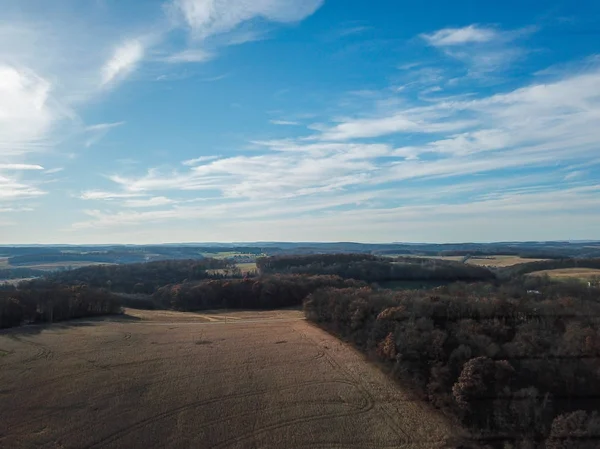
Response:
[528, 268, 600, 281]
[12, 261, 116, 271]
[202, 251, 256, 259]
[402, 254, 547, 267]
[0, 278, 35, 286]
[466, 255, 548, 267]
[0, 257, 8, 267]
[383, 254, 465, 262]
[237, 262, 257, 274]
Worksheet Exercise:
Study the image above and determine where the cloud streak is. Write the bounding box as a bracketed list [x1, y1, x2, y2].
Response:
[170, 0, 324, 38]
[101, 39, 145, 86]
[74, 64, 600, 237]
[421, 25, 498, 46]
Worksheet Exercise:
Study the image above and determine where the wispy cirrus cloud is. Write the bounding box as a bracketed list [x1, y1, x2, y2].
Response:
[169, 0, 324, 37]
[78, 190, 146, 201]
[73, 63, 600, 236]
[164, 48, 213, 63]
[422, 24, 536, 76]
[101, 39, 145, 86]
[85, 121, 125, 147]
[0, 174, 46, 200]
[182, 155, 221, 166]
[269, 119, 300, 126]
[123, 196, 177, 208]
[0, 164, 44, 171]
[421, 25, 498, 46]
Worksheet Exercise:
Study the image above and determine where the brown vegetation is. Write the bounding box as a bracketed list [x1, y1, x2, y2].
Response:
[0, 309, 459, 448]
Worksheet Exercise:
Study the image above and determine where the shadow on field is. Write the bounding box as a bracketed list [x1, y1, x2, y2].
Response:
[0, 312, 141, 337]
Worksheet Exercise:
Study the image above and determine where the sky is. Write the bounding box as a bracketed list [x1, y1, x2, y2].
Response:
[1, 0, 600, 244]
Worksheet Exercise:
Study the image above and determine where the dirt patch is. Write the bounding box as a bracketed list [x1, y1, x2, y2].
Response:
[0, 309, 461, 448]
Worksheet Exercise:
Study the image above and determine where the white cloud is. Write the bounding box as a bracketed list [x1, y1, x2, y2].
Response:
[86, 121, 126, 132]
[421, 24, 534, 76]
[270, 119, 299, 126]
[123, 196, 176, 208]
[421, 25, 498, 47]
[44, 167, 64, 174]
[79, 190, 145, 200]
[316, 112, 475, 141]
[170, 0, 324, 38]
[182, 155, 221, 166]
[85, 121, 125, 147]
[0, 164, 44, 170]
[101, 39, 144, 86]
[0, 174, 46, 200]
[165, 48, 213, 63]
[0, 65, 57, 157]
[72, 65, 600, 236]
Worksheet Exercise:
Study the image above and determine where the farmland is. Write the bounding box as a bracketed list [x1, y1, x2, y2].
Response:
[465, 255, 548, 267]
[528, 267, 600, 281]
[0, 309, 458, 449]
[236, 262, 257, 274]
[396, 254, 549, 267]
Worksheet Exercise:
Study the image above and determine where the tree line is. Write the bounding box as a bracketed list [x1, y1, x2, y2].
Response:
[24, 259, 239, 294]
[153, 275, 365, 311]
[303, 277, 600, 448]
[256, 254, 495, 283]
[0, 268, 46, 280]
[0, 285, 121, 329]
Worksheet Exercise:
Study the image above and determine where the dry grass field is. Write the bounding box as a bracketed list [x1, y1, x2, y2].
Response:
[403, 254, 547, 267]
[236, 262, 257, 274]
[528, 267, 600, 281]
[466, 255, 548, 267]
[0, 309, 459, 449]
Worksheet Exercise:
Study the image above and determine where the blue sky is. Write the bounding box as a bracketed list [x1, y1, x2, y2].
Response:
[1, 0, 600, 244]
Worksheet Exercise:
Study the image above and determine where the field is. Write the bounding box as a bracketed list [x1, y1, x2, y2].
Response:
[465, 255, 548, 267]
[0, 309, 458, 448]
[384, 255, 465, 262]
[13, 261, 117, 271]
[236, 262, 257, 274]
[528, 267, 600, 281]
[396, 255, 547, 267]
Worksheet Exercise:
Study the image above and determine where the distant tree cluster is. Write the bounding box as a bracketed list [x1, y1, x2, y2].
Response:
[0, 285, 121, 329]
[256, 254, 495, 283]
[304, 277, 600, 447]
[154, 275, 365, 310]
[25, 259, 239, 294]
[0, 268, 46, 280]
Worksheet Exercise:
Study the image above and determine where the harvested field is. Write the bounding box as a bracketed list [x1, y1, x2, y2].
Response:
[528, 267, 600, 280]
[236, 262, 257, 273]
[0, 309, 459, 449]
[466, 255, 548, 267]
[10, 261, 117, 271]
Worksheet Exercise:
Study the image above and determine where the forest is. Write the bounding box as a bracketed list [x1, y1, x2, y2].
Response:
[304, 276, 600, 448]
[153, 275, 365, 310]
[27, 259, 239, 293]
[0, 285, 121, 329]
[256, 254, 496, 282]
